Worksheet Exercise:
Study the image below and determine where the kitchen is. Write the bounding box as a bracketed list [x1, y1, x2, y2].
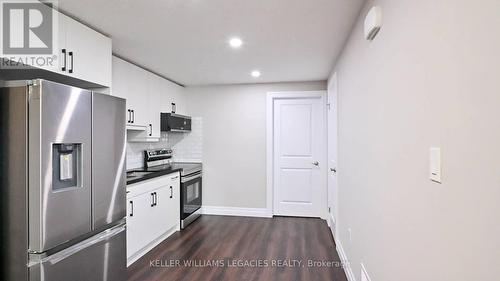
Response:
[2, 1, 500, 281]
[1, 1, 343, 280]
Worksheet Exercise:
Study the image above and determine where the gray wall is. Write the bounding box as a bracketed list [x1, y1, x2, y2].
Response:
[186, 81, 327, 208]
[332, 0, 500, 280]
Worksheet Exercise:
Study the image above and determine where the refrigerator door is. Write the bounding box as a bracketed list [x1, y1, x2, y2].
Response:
[92, 93, 127, 230]
[29, 80, 92, 253]
[28, 222, 127, 281]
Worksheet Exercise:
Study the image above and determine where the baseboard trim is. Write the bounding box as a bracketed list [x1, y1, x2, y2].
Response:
[335, 236, 356, 281]
[201, 206, 273, 218]
[328, 213, 336, 235]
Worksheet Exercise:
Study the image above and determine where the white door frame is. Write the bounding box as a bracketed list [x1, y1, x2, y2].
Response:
[327, 72, 339, 237]
[266, 91, 328, 219]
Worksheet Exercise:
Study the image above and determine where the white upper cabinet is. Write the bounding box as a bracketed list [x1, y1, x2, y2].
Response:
[160, 78, 186, 115]
[0, 9, 112, 87]
[111, 56, 186, 142]
[147, 73, 162, 138]
[112, 57, 150, 129]
[62, 15, 112, 87]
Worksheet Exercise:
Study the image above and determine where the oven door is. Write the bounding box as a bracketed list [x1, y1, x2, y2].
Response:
[181, 172, 202, 220]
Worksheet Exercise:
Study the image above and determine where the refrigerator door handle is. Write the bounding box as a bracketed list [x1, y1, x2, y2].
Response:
[30, 223, 126, 266]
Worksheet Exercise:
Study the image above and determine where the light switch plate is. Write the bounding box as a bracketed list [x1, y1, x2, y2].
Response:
[429, 147, 441, 183]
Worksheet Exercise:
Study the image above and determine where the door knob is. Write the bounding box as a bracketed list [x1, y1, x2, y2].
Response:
[330, 168, 337, 173]
[312, 161, 319, 166]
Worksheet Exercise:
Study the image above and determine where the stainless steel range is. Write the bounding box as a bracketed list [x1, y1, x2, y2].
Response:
[143, 149, 202, 229]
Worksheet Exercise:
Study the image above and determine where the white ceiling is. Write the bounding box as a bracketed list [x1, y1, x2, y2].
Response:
[58, 0, 365, 86]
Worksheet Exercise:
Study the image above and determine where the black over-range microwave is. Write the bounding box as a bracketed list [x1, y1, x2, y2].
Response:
[160, 113, 192, 132]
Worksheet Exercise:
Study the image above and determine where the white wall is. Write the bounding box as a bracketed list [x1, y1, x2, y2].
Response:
[186, 81, 327, 208]
[332, 0, 500, 280]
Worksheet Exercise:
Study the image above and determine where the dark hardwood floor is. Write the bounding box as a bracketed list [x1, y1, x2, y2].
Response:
[128, 215, 347, 281]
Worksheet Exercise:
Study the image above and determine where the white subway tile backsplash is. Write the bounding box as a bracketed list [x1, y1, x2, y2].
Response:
[126, 117, 203, 170]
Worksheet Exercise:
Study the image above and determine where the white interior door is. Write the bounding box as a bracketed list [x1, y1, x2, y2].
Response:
[273, 93, 326, 217]
[327, 74, 339, 232]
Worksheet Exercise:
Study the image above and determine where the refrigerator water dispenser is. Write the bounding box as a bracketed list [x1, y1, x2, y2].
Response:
[52, 143, 81, 190]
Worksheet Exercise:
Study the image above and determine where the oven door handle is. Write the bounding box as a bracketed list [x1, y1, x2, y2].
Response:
[181, 172, 202, 183]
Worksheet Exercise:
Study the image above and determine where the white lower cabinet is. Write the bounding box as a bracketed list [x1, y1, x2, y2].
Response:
[126, 172, 180, 265]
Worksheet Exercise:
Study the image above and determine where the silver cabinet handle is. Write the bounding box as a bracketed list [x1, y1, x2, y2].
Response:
[129, 201, 134, 217]
[170, 186, 173, 199]
[312, 161, 319, 166]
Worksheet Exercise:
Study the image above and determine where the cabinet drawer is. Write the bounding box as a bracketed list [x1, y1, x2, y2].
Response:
[126, 172, 180, 197]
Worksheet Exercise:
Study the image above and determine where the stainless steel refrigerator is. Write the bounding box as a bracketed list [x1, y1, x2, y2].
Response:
[0, 79, 127, 281]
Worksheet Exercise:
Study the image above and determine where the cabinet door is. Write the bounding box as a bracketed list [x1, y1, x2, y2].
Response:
[56, 13, 68, 74]
[5, 11, 68, 75]
[146, 73, 162, 138]
[152, 185, 173, 237]
[126, 193, 155, 259]
[168, 174, 181, 228]
[111, 57, 132, 124]
[112, 58, 149, 127]
[128, 65, 149, 127]
[65, 17, 112, 87]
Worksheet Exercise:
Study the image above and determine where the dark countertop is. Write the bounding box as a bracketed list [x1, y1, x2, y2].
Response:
[126, 167, 182, 185]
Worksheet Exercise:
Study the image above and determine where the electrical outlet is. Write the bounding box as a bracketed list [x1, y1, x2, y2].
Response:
[360, 263, 372, 281]
[348, 228, 352, 243]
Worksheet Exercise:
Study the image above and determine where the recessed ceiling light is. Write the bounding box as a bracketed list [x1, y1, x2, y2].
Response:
[251, 70, 261, 78]
[229, 37, 243, 48]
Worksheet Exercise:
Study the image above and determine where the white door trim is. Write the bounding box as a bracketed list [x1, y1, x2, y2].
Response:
[266, 91, 328, 218]
[327, 72, 339, 238]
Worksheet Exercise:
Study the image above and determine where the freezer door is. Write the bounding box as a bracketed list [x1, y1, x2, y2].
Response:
[92, 93, 127, 230]
[29, 80, 92, 253]
[28, 223, 127, 281]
